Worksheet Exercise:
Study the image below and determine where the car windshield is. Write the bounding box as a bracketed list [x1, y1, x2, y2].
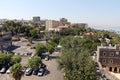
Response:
[26, 68, 31, 72]
[39, 69, 43, 72]
[1, 68, 5, 70]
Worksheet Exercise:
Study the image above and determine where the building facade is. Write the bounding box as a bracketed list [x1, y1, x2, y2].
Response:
[33, 16, 40, 23]
[60, 18, 68, 25]
[45, 20, 62, 31]
[97, 45, 120, 73]
[71, 23, 88, 28]
[0, 25, 12, 52]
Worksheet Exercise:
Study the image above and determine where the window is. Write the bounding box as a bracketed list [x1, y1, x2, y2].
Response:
[103, 52, 106, 56]
[102, 59, 106, 63]
[110, 52, 114, 56]
[110, 59, 113, 63]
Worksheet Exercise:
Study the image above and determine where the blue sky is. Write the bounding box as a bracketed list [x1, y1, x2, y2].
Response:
[0, 0, 120, 30]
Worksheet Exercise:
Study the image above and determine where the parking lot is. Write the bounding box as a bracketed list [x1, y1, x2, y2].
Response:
[0, 38, 63, 80]
[0, 52, 63, 80]
[21, 52, 63, 80]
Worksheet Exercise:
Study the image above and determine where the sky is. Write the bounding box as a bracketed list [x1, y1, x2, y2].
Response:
[0, 0, 120, 30]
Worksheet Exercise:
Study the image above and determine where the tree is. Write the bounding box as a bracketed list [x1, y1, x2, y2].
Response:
[35, 43, 47, 57]
[11, 56, 22, 64]
[46, 43, 55, 54]
[3, 21, 22, 35]
[28, 56, 41, 69]
[51, 34, 61, 44]
[0, 54, 12, 66]
[10, 63, 24, 80]
[59, 36, 99, 80]
[30, 29, 38, 39]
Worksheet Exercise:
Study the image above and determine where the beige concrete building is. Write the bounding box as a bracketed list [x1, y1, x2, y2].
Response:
[45, 20, 62, 31]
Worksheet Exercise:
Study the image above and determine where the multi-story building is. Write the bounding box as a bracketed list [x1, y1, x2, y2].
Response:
[0, 25, 12, 52]
[97, 44, 120, 73]
[33, 16, 40, 23]
[60, 18, 68, 25]
[71, 23, 88, 28]
[45, 20, 62, 31]
[40, 20, 46, 26]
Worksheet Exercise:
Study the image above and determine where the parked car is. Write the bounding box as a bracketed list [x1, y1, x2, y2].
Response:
[38, 68, 45, 76]
[45, 56, 49, 61]
[96, 66, 99, 70]
[96, 69, 100, 73]
[101, 73, 106, 78]
[25, 68, 33, 76]
[33, 68, 39, 75]
[96, 67, 100, 72]
[0, 66, 2, 70]
[40, 63, 46, 68]
[0, 67, 6, 73]
[26, 43, 31, 46]
[6, 67, 12, 74]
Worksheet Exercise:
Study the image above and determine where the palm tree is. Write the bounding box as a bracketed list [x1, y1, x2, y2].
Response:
[10, 63, 24, 80]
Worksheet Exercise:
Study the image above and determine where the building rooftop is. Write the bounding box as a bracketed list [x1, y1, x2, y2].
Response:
[97, 44, 120, 50]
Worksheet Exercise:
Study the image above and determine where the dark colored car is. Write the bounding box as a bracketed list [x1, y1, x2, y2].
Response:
[37, 68, 45, 76]
[25, 68, 33, 76]
[40, 63, 46, 68]
[0, 66, 2, 70]
[33, 68, 39, 75]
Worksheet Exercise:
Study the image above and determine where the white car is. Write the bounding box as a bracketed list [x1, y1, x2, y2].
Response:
[25, 68, 33, 76]
[38, 68, 45, 76]
[0, 67, 6, 73]
[45, 56, 49, 61]
[6, 67, 12, 74]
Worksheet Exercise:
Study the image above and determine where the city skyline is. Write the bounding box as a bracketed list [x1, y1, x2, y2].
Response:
[0, 0, 120, 30]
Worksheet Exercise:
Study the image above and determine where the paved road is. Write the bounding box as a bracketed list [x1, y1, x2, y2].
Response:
[0, 74, 13, 80]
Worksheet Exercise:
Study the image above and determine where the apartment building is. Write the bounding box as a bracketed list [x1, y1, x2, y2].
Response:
[45, 20, 62, 31]
[33, 16, 40, 23]
[71, 23, 88, 28]
[97, 44, 120, 73]
[60, 18, 68, 26]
